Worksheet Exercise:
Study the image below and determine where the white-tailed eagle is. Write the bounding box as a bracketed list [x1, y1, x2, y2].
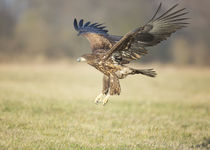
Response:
[74, 3, 188, 105]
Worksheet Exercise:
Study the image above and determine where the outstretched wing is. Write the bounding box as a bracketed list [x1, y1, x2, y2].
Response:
[103, 3, 189, 63]
[74, 18, 122, 52]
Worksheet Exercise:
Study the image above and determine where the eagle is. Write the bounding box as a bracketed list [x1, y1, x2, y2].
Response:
[74, 3, 188, 105]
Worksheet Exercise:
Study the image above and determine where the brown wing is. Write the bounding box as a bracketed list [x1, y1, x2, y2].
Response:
[74, 19, 122, 52]
[103, 3, 189, 63]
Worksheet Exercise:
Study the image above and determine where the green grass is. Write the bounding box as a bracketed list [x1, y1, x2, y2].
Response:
[0, 64, 209, 150]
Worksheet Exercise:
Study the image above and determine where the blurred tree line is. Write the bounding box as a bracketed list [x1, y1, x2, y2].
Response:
[0, 0, 209, 65]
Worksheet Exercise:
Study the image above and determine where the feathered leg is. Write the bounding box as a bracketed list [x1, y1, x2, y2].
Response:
[102, 75, 110, 95]
[95, 75, 110, 104]
[109, 74, 121, 95]
[103, 74, 121, 106]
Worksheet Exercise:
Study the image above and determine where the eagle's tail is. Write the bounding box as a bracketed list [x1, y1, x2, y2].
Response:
[133, 69, 157, 77]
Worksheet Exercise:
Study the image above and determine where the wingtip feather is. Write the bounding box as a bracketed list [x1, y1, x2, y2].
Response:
[73, 18, 109, 35]
[149, 2, 162, 22]
[73, 18, 78, 31]
[79, 19, 84, 27]
[155, 3, 179, 21]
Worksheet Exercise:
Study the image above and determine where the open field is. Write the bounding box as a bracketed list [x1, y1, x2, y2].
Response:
[0, 63, 209, 150]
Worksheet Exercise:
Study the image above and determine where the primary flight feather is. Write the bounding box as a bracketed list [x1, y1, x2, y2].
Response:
[74, 3, 188, 105]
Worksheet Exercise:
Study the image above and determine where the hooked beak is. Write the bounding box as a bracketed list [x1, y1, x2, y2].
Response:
[77, 57, 86, 62]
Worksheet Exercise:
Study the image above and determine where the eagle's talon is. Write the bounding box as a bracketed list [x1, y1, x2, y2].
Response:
[95, 93, 104, 104]
[102, 94, 110, 106]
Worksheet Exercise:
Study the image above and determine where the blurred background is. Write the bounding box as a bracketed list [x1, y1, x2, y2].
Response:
[0, 0, 209, 65]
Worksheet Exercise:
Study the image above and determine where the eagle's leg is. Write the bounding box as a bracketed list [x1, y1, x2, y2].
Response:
[102, 75, 110, 95]
[102, 93, 110, 106]
[109, 74, 121, 95]
[103, 74, 120, 105]
[95, 93, 104, 104]
[95, 75, 110, 104]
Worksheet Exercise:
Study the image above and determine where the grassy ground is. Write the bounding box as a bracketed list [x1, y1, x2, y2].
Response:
[0, 63, 209, 150]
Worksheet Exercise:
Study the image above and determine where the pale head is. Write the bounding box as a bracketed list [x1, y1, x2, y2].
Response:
[77, 57, 86, 62]
[76, 54, 97, 64]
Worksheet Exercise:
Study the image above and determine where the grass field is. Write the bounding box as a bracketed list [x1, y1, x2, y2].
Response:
[0, 63, 209, 150]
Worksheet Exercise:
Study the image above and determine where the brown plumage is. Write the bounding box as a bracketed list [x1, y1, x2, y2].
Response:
[74, 3, 188, 105]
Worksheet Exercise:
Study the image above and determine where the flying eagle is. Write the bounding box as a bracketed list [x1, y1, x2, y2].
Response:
[74, 3, 188, 105]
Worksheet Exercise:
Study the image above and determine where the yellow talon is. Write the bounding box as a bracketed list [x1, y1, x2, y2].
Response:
[95, 93, 104, 104]
[102, 94, 110, 106]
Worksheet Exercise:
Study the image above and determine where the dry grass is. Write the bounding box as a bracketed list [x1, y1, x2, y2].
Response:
[0, 63, 209, 150]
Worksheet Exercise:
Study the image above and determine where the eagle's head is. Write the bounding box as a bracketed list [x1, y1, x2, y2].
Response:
[77, 54, 97, 64]
[76, 56, 86, 62]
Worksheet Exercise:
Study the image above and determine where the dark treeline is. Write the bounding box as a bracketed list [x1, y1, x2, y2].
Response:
[0, 0, 209, 65]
